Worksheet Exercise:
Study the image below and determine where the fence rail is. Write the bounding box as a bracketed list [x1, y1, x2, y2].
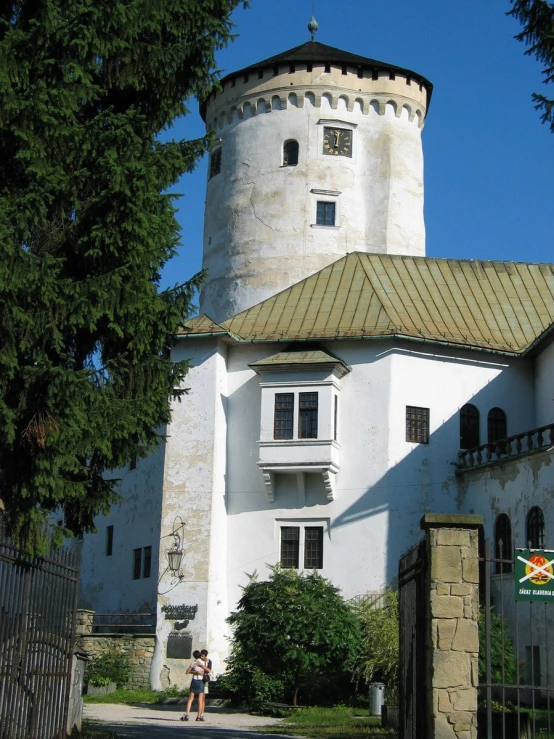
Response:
[458, 422, 554, 470]
[0, 527, 81, 739]
[91, 613, 156, 635]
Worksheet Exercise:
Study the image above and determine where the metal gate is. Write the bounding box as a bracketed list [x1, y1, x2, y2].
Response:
[398, 539, 427, 739]
[0, 527, 81, 739]
[479, 538, 554, 739]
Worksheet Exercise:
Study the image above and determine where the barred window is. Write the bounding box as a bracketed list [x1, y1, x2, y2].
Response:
[406, 406, 429, 444]
[274, 393, 294, 439]
[316, 201, 335, 226]
[209, 148, 221, 178]
[280, 527, 300, 568]
[304, 527, 324, 569]
[299, 392, 318, 439]
[527, 507, 545, 549]
[494, 513, 512, 574]
[460, 404, 479, 449]
[283, 140, 299, 166]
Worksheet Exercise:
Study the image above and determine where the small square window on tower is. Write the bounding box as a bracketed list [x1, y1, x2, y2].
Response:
[209, 148, 221, 179]
[316, 201, 336, 227]
[406, 405, 429, 443]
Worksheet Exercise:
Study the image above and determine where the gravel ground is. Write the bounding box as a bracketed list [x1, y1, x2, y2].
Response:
[84, 703, 295, 738]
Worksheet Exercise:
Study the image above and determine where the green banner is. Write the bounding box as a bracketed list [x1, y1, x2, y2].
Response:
[515, 549, 554, 602]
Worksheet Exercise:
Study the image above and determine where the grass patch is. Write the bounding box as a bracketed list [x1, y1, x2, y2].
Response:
[76, 724, 120, 738]
[261, 706, 397, 738]
[83, 688, 183, 704]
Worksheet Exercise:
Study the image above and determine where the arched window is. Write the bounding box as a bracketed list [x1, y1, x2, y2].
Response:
[488, 407, 507, 444]
[460, 404, 480, 449]
[283, 140, 299, 167]
[527, 507, 545, 549]
[495, 513, 512, 573]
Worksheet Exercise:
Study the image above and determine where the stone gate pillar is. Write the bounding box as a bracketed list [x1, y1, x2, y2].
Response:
[421, 514, 483, 739]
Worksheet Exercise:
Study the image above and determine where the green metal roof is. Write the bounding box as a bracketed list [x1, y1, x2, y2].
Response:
[249, 349, 350, 375]
[177, 253, 554, 356]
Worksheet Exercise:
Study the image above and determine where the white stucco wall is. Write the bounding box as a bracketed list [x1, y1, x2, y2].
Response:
[200, 63, 427, 322]
[535, 339, 554, 427]
[78, 443, 165, 614]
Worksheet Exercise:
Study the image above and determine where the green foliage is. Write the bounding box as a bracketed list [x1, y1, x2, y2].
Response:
[225, 567, 361, 705]
[0, 0, 247, 553]
[352, 590, 399, 701]
[86, 648, 131, 688]
[478, 607, 517, 684]
[218, 663, 285, 705]
[509, 0, 554, 132]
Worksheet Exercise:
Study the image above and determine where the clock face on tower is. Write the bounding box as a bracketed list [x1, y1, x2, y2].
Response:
[323, 127, 352, 157]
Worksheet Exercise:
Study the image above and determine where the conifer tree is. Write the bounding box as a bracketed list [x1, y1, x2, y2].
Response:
[0, 0, 246, 552]
[510, 0, 554, 132]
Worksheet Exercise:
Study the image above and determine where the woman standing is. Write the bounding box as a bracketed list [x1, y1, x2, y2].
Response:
[181, 650, 206, 722]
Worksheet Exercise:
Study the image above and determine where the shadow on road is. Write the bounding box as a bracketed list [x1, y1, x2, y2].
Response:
[92, 724, 292, 739]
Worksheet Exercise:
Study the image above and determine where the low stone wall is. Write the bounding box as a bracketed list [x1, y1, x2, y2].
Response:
[76, 610, 155, 689]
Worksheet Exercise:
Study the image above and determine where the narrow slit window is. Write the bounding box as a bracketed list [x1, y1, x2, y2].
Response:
[106, 525, 114, 557]
[304, 527, 324, 569]
[133, 548, 142, 580]
[274, 393, 294, 439]
[299, 392, 318, 439]
[281, 527, 300, 568]
[209, 149, 222, 179]
[143, 546, 152, 579]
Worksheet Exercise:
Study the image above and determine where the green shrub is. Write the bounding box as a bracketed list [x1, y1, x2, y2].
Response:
[86, 648, 131, 688]
[478, 607, 517, 684]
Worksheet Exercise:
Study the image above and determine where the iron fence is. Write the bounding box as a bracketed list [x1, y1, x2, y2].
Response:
[479, 538, 554, 739]
[91, 613, 156, 635]
[0, 528, 81, 739]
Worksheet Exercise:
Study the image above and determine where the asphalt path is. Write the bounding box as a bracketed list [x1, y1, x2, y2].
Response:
[84, 703, 297, 739]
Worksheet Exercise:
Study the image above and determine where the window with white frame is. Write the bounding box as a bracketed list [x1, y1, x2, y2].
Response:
[279, 523, 325, 569]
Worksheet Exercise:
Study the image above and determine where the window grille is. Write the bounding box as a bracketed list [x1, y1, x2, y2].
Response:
[299, 392, 318, 439]
[406, 406, 429, 443]
[283, 140, 299, 166]
[527, 507, 545, 549]
[304, 527, 323, 569]
[495, 513, 513, 574]
[281, 527, 300, 568]
[316, 201, 336, 226]
[460, 404, 480, 449]
[274, 393, 294, 439]
[209, 148, 221, 178]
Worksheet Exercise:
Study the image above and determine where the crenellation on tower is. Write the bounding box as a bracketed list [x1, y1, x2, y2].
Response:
[199, 41, 432, 323]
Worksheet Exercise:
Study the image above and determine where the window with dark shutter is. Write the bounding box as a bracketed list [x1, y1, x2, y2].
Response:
[143, 546, 152, 578]
[283, 140, 299, 166]
[460, 404, 479, 449]
[316, 201, 336, 226]
[133, 548, 142, 580]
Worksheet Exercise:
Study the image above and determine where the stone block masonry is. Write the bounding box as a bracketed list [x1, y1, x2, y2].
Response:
[421, 514, 483, 739]
[75, 610, 155, 689]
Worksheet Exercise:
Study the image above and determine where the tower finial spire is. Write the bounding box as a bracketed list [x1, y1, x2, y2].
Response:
[308, 14, 318, 41]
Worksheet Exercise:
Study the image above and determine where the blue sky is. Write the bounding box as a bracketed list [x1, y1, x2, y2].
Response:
[161, 0, 554, 292]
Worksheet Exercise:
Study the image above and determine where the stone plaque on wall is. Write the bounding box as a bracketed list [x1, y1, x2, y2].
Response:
[167, 632, 193, 660]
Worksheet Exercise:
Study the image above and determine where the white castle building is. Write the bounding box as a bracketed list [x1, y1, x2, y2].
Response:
[79, 36, 554, 690]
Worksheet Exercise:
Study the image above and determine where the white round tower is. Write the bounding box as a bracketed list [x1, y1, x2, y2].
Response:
[199, 39, 432, 322]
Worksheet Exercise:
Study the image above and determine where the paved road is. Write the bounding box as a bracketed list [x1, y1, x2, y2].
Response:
[84, 703, 296, 738]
